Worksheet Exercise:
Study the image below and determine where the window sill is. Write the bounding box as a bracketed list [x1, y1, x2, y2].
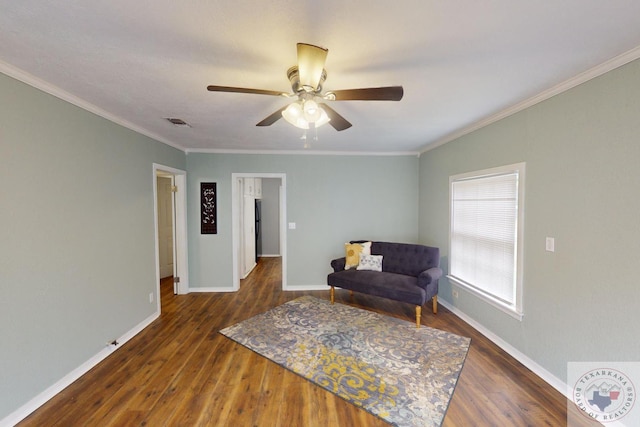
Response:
[446, 275, 524, 321]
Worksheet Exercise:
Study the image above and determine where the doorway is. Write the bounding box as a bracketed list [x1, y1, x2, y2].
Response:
[156, 175, 174, 280]
[232, 173, 286, 291]
[153, 164, 188, 313]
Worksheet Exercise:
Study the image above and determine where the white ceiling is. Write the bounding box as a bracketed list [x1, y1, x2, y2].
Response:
[2, 1, 640, 154]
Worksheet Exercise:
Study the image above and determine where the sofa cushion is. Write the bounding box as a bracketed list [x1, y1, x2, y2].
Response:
[327, 270, 426, 306]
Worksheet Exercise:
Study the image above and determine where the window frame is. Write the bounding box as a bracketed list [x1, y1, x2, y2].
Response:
[447, 162, 525, 320]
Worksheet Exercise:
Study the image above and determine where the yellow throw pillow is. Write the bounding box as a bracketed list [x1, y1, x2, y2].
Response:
[344, 241, 371, 270]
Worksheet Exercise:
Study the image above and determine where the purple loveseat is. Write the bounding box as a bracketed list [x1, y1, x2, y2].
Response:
[327, 241, 442, 327]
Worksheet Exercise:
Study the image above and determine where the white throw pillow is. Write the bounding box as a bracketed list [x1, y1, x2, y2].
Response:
[356, 253, 383, 272]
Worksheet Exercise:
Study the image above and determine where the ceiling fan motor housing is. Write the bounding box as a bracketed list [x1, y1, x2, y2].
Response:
[287, 66, 327, 95]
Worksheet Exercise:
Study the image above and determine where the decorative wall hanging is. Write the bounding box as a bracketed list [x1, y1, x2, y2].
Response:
[200, 182, 217, 234]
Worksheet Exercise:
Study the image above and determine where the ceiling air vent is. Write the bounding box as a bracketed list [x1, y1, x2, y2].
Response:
[165, 118, 191, 127]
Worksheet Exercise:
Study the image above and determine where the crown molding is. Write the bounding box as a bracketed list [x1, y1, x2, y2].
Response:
[185, 147, 420, 156]
[7, 40, 639, 158]
[420, 44, 640, 154]
[0, 62, 410, 157]
[0, 60, 186, 153]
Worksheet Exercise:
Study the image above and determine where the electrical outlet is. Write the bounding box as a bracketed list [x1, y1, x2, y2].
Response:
[149, 292, 154, 303]
[545, 237, 555, 252]
[452, 290, 459, 299]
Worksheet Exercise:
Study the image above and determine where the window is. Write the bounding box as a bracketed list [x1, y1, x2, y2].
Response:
[448, 163, 525, 320]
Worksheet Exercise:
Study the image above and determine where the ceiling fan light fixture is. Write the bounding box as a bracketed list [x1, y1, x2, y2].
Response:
[282, 101, 308, 129]
[282, 100, 331, 130]
[303, 99, 320, 122]
[315, 106, 331, 127]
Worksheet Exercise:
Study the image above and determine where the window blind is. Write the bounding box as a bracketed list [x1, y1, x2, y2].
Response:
[450, 171, 519, 306]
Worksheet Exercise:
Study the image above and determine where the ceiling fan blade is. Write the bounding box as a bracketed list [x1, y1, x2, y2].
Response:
[330, 86, 404, 101]
[207, 85, 287, 97]
[256, 106, 287, 127]
[297, 43, 328, 90]
[319, 103, 352, 131]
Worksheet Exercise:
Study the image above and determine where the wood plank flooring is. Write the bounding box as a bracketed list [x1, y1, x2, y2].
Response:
[18, 257, 598, 426]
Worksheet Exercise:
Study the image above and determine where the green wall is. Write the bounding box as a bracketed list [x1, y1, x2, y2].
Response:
[419, 58, 640, 382]
[0, 73, 185, 420]
[186, 153, 420, 289]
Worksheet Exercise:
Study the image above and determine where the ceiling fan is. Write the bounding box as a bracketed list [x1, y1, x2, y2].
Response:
[207, 43, 403, 132]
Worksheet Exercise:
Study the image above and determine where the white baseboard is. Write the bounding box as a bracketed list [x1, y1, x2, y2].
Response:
[0, 312, 159, 427]
[188, 286, 237, 293]
[258, 254, 281, 258]
[187, 284, 330, 292]
[438, 299, 567, 397]
[283, 284, 331, 291]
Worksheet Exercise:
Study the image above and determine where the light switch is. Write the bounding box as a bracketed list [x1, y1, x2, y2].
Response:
[545, 237, 555, 252]
[288, 222, 296, 230]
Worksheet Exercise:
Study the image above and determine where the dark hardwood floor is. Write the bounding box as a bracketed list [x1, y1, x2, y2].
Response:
[18, 257, 598, 426]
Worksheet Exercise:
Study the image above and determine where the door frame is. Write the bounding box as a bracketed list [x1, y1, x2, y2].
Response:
[231, 173, 287, 291]
[153, 164, 189, 311]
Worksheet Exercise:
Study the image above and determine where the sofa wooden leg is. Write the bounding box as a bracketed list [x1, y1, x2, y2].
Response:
[416, 305, 421, 328]
[432, 295, 438, 314]
[330, 286, 335, 304]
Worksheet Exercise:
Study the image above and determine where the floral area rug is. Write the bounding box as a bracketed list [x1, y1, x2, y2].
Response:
[219, 296, 470, 427]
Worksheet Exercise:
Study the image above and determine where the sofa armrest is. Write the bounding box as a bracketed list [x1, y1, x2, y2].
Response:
[331, 257, 346, 272]
[417, 267, 443, 290]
